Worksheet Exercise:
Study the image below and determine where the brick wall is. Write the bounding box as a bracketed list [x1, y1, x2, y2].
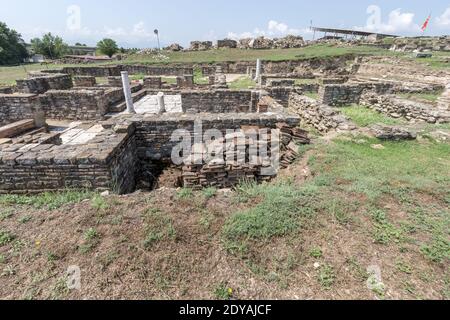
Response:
[40, 90, 108, 120]
[0, 128, 136, 194]
[0, 94, 42, 126]
[16, 73, 73, 94]
[181, 90, 256, 113]
[319, 83, 393, 106]
[73, 76, 96, 87]
[62, 65, 193, 77]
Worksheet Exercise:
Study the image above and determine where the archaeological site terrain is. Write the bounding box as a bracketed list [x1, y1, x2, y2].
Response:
[0, 38, 449, 300]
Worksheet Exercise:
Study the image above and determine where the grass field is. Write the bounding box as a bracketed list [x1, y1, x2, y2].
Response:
[0, 44, 410, 86]
[341, 105, 407, 127]
[0, 63, 87, 86]
[398, 91, 444, 103]
[122, 44, 396, 65]
[404, 51, 450, 69]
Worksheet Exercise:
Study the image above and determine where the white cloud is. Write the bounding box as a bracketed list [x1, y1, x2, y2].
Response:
[358, 8, 420, 34]
[20, 20, 158, 47]
[436, 7, 450, 27]
[227, 20, 310, 40]
[131, 21, 154, 37]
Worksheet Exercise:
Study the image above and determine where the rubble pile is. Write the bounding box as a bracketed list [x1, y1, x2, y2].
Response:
[273, 35, 305, 49]
[181, 124, 310, 189]
[164, 43, 184, 51]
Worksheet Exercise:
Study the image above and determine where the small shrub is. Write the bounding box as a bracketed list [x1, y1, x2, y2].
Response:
[309, 247, 323, 259]
[318, 264, 336, 289]
[79, 228, 100, 254]
[396, 260, 413, 274]
[91, 195, 109, 211]
[142, 208, 177, 249]
[202, 187, 217, 200]
[370, 209, 403, 245]
[84, 228, 99, 241]
[18, 215, 32, 224]
[177, 188, 193, 199]
[421, 236, 450, 263]
[0, 230, 15, 246]
[214, 282, 233, 300]
[0, 210, 13, 221]
[0, 190, 95, 210]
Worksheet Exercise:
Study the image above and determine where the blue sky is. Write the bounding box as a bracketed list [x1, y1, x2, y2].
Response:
[1, 0, 450, 48]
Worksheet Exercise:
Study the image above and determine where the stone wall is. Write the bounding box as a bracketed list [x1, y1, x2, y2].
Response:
[0, 94, 41, 126]
[180, 90, 257, 113]
[143, 88, 261, 113]
[62, 66, 121, 77]
[266, 87, 300, 107]
[0, 87, 13, 94]
[361, 92, 450, 124]
[122, 65, 193, 76]
[107, 77, 123, 87]
[0, 127, 136, 194]
[319, 83, 393, 106]
[288, 93, 356, 132]
[62, 65, 193, 77]
[144, 76, 162, 89]
[40, 90, 108, 120]
[267, 79, 295, 87]
[73, 76, 96, 87]
[125, 112, 301, 188]
[16, 73, 73, 94]
[319, 84, 365, 106]
[0, 109, 303, 194]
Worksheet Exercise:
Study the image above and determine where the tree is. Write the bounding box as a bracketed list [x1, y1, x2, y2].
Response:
[0, 21, 28, 65]
[31, 33, 68, 59]
[97, 38, 119, 58]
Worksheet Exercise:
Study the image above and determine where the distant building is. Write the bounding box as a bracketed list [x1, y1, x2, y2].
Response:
[26, 54, 45, 63]
[24, 44, 97, 63]
[311, 27, 398, 40]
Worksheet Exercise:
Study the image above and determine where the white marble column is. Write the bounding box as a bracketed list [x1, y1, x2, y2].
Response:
[157, 92, 166, 114]
[121, 71, 136, 114]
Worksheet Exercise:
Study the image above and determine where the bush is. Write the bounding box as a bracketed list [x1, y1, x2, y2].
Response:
[97, 38, 119, 58]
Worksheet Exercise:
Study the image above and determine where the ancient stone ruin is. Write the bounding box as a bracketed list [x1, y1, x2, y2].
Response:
[1, 52, 449, 195]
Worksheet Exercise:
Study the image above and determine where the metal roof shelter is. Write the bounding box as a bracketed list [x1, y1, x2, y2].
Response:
[311, 27, 398, 40]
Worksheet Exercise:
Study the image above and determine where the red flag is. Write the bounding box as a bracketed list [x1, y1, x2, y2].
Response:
[421, 15, 431, 32]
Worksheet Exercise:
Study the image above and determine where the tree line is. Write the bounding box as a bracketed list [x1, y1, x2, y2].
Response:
[0, 21, 124, 66]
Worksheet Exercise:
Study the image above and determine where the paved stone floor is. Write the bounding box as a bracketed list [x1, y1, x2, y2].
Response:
[133, 94, 183, 114]
[53, 122, 104, 145]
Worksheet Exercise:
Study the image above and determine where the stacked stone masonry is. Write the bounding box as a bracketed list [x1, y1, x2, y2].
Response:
[288, 93, 357, 132]
[0, 110, 305, 194]
[319, 83, 393, 106]
[0, 125, 137, 194]
[73, 76, 97, 87]
[16, 73, 73, 94]
[360, 92, 450, 124]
